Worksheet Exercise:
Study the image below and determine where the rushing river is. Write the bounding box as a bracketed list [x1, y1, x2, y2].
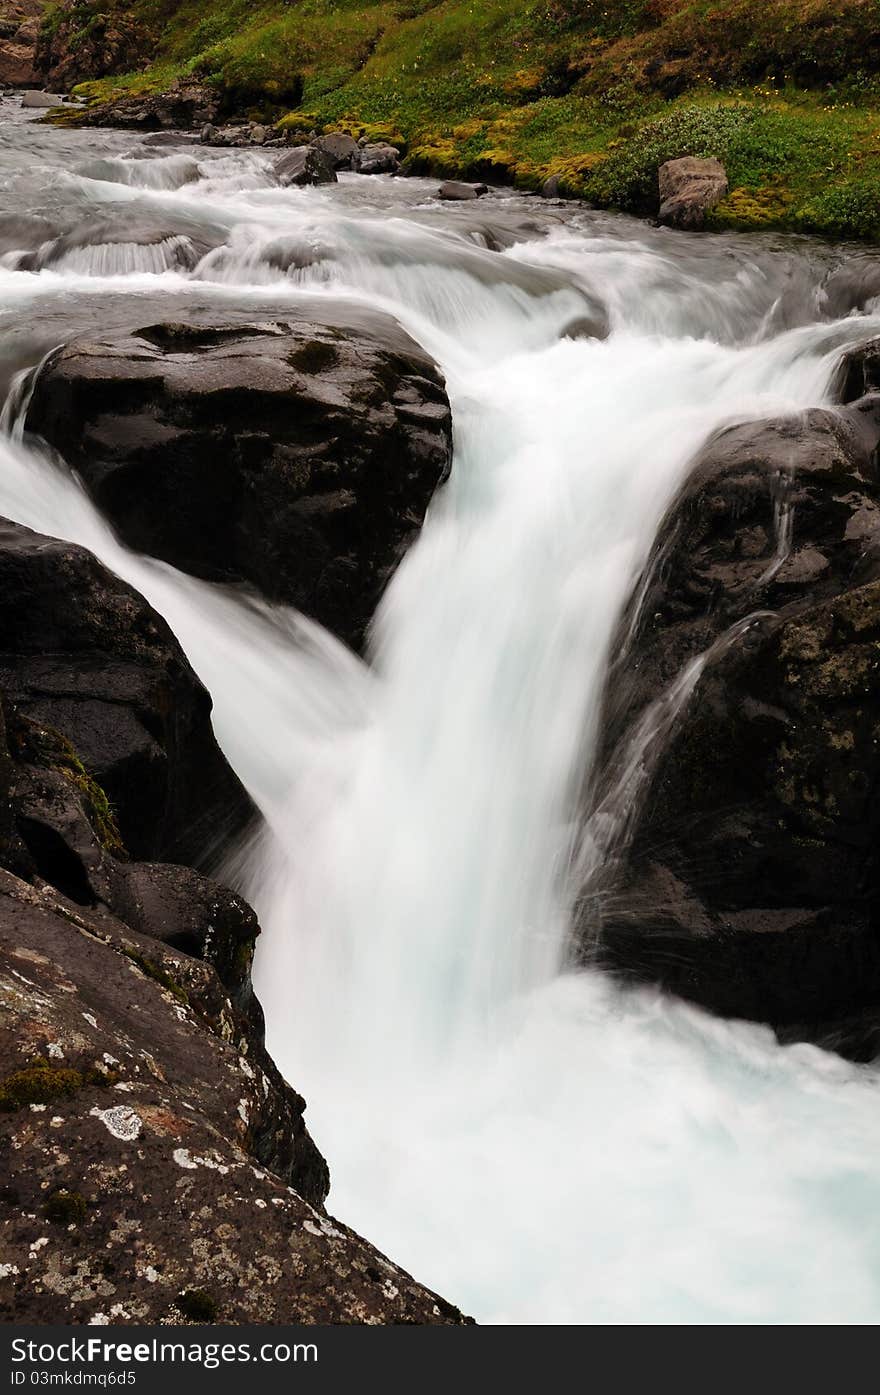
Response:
[2, 98, 880, 1323]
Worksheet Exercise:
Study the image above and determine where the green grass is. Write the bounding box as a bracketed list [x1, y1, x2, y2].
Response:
[44, 0, 880, 240]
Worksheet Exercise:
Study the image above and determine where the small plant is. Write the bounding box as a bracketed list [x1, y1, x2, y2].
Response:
[177, 1289, 219, 1322]
[0, 1060, 83, 1112]
[44, 1189, 87, 1226]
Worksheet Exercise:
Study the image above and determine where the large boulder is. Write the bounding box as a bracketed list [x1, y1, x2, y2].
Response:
[439, 181, 488, 201]
[310, 131, 360, 170]
[0, 868, 469, 1324]
[587, 383, 880, 1055]
[0, 519, 254, 868]
[657, 156, 728, 230]
[275, 143, 337, 186]
[26, 314, 453, 650]
[358, 141, 401, 176]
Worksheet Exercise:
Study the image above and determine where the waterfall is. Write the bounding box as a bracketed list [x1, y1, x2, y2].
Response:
[2, 115, 880, 1323]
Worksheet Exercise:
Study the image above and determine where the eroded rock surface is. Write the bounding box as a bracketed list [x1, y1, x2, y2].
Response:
[0, 870, 467, 1324]
[26, 315, 453, 650]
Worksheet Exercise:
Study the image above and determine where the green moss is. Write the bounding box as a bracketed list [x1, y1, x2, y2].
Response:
[177, 1289, 219, 1322]
[13, 721, 125, 856]
[44, 1189, 87, 1225]
[0, 1059, 83, 1112]
[123, 950, 189, 1006]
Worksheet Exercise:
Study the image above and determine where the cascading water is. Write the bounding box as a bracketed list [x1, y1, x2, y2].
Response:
[2, 101, 880, 1323]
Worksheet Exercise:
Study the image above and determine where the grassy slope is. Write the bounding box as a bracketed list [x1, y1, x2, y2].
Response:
[53, 0, 880, 238]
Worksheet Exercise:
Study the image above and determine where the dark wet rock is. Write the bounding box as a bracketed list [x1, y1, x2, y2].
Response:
[140, 131, 200, 149]
[76, 81, 219, 132]
[26, 314, 453, 650]
[588, 392, 880, 1056]
[438, 180, 489, 201]
[541, 174, 562, 199]
[358, 142, 401, 176]
[835, 335, 880, 403]
[110, 862, 261, 1023]
[200, 121, 276, 150]
[310, 131, 360, 171]
[13, 213, 219, 274]
[0, 867, 470, 1323]
[0, 518, 254, 868]
[0, 212, 55, 258]
[820, 262, 880, 319]
[275, 143, 337, 186]
[657, 156, 728, 230]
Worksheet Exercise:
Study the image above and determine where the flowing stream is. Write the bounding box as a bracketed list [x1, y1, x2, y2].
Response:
[2, 100, 880, 1322]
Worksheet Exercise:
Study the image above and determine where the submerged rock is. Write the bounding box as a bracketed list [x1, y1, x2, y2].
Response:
[657, 156, 728, 230]
[19, 88, 59, 108]
[587, 381, 880, 1056]
[26, 314, 453, 650]
[0, 518, 254, 868]
[439, 180, 489, 201]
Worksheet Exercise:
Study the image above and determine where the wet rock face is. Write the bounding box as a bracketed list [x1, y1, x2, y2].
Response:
[0, 518, 254, 868]
[588, 381, 880, 1055]
[26, 314, 453, 650]
[657, 156, 729, 230]
[0, 870, 468, 1324]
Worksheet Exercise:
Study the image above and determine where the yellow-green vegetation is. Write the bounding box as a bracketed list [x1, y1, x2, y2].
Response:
[44, 1188, 88, 1224]
[0, 1058, 83, 1110]
[18, 721, 125, 855]
[176, 1288, 219, 1321]
[46, 0, 880, 239]
[122, 947, 190, 1005]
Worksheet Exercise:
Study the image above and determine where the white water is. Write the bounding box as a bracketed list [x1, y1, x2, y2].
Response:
[2, 110, 880, 1322]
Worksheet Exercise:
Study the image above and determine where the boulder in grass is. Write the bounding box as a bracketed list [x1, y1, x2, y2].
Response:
[657, 156, 728, 230]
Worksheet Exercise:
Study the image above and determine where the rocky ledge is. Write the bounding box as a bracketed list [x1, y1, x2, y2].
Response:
[585, 344, 880, 1058]
[26, 312, 453, 651]
[0, 0, 42, 87]
[0, 511, 468, 1324]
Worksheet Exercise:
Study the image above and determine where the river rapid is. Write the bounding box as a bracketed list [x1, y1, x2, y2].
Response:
[2, 98, 880, 1323]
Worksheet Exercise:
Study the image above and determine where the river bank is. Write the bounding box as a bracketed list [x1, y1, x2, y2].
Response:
[5, 0, 879, 242]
